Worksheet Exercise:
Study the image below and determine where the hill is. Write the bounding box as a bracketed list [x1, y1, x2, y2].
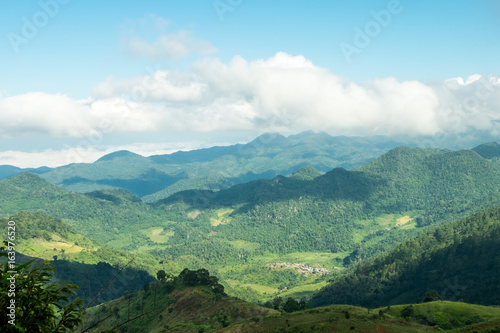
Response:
[0, 164, 50, 179]
[0, 173, 164, 246]
[79, 268, 500, 332]
[0, 212, 156, 306]
[310, 205, 500, 308]
[472, 142, 500, 159]
[159, 146, 500, 260]
[79, 268, 279, 332]
[36, 132, 409, 201]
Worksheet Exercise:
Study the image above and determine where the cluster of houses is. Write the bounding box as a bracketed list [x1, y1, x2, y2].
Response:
[267, 262, 331, 276]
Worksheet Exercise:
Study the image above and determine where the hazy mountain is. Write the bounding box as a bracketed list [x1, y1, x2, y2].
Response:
[36, 132, 411, 201]
[472, 141, 500, 159]
[0, 164, 51, 179]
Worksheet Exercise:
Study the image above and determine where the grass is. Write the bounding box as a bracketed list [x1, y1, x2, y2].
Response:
[210, 208, 234, 226]
[380, 301, 500, 330]
[139, 227, 174, 244]
[277, 280, 330, 300]
[217, 252, 339, 303]
[352, 212, 421, 243]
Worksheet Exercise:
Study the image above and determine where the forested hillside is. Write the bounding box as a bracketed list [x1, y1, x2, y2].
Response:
[0, 212, 156, 306]
[310, 206, 500, 308]
[158, 146, 500, 261]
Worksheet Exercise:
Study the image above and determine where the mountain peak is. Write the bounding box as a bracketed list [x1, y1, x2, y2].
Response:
[96, 150, 145, 162]
[290, 165, 322, 181]
[4, 172, 57, 189]
[472, 142, 500, 159]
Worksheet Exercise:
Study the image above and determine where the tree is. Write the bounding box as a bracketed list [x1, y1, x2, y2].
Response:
[156, 269, 167, 282]
[272, 296, 283, 310]
[0, 242, 83, 332]
[401, 305, 415, 318]
[423, 290, 441, 303]
[344, 310, 350, 319]
[282, 298, 301, 313]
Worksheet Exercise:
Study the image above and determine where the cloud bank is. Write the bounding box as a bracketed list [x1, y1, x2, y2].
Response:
[2, 52, 500, 141]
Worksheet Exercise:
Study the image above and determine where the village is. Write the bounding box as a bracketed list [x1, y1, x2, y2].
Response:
[266, 262, 331, 276]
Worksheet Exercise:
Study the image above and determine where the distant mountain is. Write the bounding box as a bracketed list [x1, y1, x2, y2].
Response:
[0, 164, 50, 179]
[310, 205, 500, 308]
[472, 142, 500, 159]
[37, 132, 411, 201]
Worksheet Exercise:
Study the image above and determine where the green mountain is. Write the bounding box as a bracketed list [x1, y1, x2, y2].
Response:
[472, 142, 500, 159]
[310, 205, 500, 308]
[0, 164, 50, 179]
[37, 132, 410, 201]
[159, 146, 500, 259]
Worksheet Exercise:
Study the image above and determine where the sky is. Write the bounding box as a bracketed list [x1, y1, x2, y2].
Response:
[1, 0, 500, 167]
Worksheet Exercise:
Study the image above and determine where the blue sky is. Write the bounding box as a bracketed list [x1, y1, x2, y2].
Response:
[1, 0, 500, 167]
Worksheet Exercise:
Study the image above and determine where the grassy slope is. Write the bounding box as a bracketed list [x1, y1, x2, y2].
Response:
[80, 283, 500, 333]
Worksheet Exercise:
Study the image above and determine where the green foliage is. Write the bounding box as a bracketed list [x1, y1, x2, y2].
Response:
[156, 269, 166, 281]
[401, 305, 415, 318]
[282, 297, 307, 313]
[0, 242, 83, 332]
[423, 290, 441, 303]
[178, 268, 226, 295]
[310, 206, 500, 308]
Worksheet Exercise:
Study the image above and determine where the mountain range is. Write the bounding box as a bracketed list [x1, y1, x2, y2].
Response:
[2, 139, 500, 307]
[1, 132, 414, 202]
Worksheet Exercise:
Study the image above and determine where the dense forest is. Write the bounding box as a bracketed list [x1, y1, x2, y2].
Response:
[310, 206, 500, 308]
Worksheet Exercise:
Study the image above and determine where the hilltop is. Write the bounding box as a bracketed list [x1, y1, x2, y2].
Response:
[79, 267, 500, 332]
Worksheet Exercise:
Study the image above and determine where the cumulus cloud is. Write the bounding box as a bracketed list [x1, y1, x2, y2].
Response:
[0, 93, 160, 139]
[123, 14, 217, 61]
[2, 53, 500, 141]
[92, 52, 500, 136]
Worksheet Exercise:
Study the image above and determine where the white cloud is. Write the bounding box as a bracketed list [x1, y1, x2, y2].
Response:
[0, 93, 160, 139]
[2, 53, 500, 143]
